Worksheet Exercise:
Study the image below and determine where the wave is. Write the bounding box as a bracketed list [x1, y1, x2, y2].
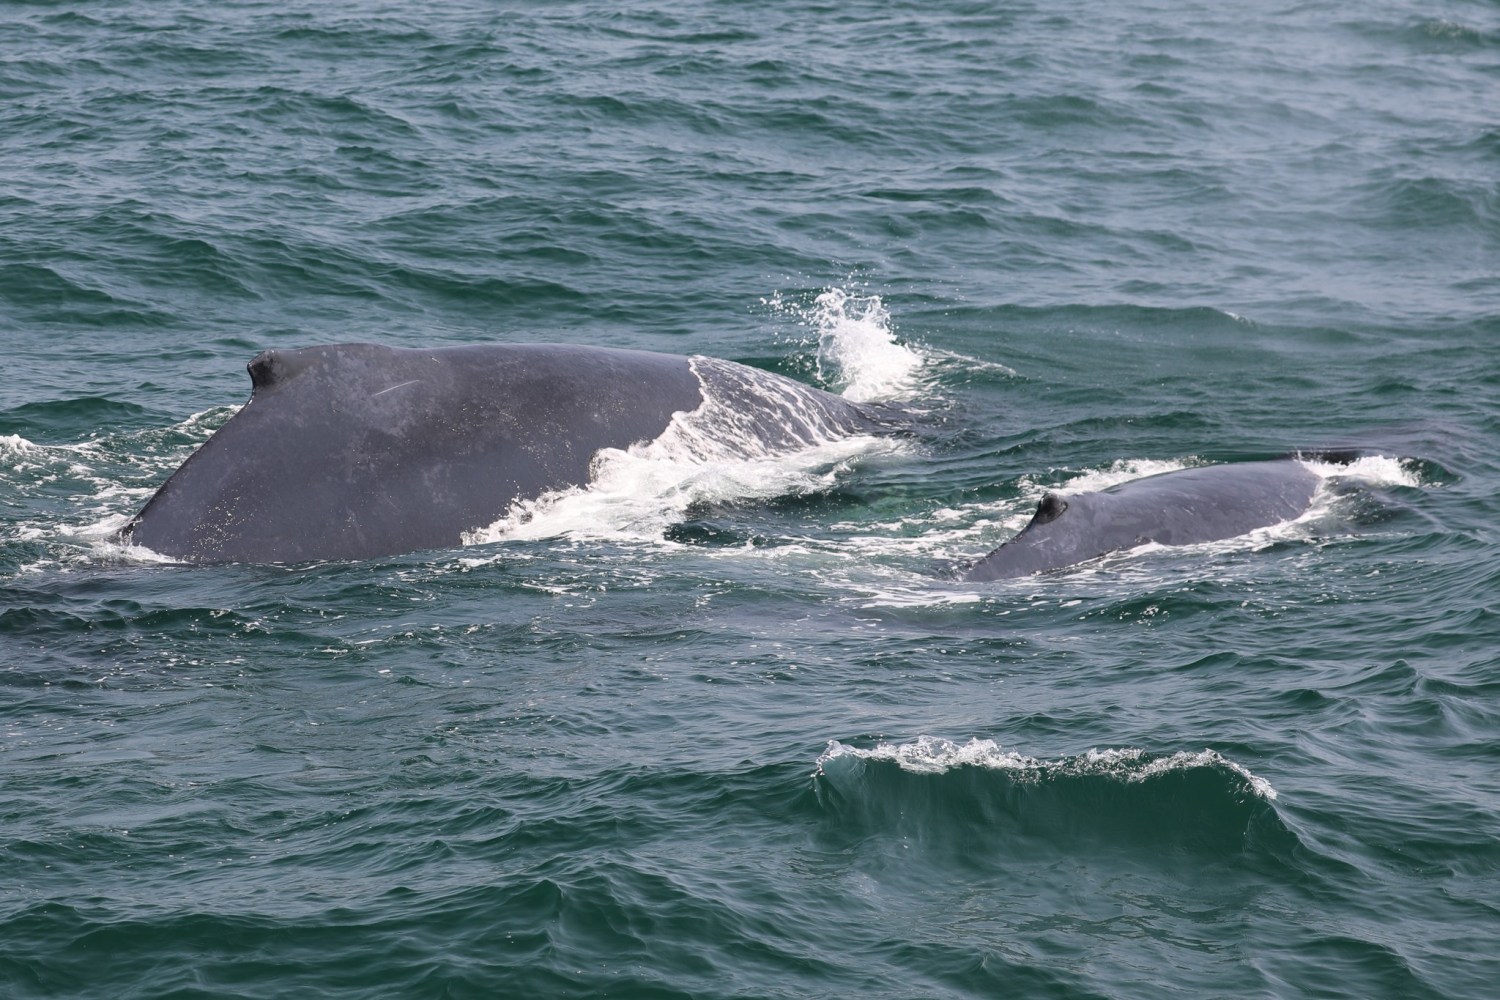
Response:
[0, 396, 155, 440]
[814, 736, 1293, 858]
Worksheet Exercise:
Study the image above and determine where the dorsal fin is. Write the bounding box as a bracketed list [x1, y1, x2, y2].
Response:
[247, 350, 287, 391]
[246, 348, 331, 393]
[1032, 492, 1068, 525]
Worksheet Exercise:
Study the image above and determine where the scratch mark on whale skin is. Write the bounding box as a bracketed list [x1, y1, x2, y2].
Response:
[371, 379, 420, 398]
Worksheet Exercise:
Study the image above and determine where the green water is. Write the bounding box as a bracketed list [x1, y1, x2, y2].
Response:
[3, 2, 1497, 997]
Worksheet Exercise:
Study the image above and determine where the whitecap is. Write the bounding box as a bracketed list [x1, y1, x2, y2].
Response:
[817, 736, 1277, 799]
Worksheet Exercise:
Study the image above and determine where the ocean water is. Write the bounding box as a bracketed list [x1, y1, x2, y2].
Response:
[2, 1, 1498, 997]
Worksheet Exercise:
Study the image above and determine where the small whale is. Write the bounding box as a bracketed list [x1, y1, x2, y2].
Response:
[963, 459, 1321, 581]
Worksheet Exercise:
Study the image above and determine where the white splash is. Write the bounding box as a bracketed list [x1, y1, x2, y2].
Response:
[1, 433, 42, 462]
[1301, 453, 1421, 488]
[1039, 457, 1198, 495]
[766, 285, 930, 403]
[808, 287, 925, 402]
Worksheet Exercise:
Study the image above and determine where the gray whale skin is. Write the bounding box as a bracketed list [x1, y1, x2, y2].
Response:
[962, 460, 1321, 581]
[123, 342, 880, 564]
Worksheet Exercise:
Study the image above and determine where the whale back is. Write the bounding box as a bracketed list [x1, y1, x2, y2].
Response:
[964, 460, 1320, 581]
[125, 343, 706, 563]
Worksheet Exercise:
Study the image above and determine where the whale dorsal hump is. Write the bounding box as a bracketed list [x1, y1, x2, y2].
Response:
[247, 349, 295, 391]
[246, 345, 361, 393]
[1032, 491, 1068, 525]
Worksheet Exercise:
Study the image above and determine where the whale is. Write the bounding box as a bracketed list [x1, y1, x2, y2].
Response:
[123, 342, 887, 564]
[963, 459, 1322, 581]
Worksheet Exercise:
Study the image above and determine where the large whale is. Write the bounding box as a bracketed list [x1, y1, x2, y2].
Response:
[123, 342, 886, 564]
[963, 459, 1321, 581]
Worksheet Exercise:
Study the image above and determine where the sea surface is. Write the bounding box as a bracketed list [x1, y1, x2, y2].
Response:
[2, 2, 1498, 997]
